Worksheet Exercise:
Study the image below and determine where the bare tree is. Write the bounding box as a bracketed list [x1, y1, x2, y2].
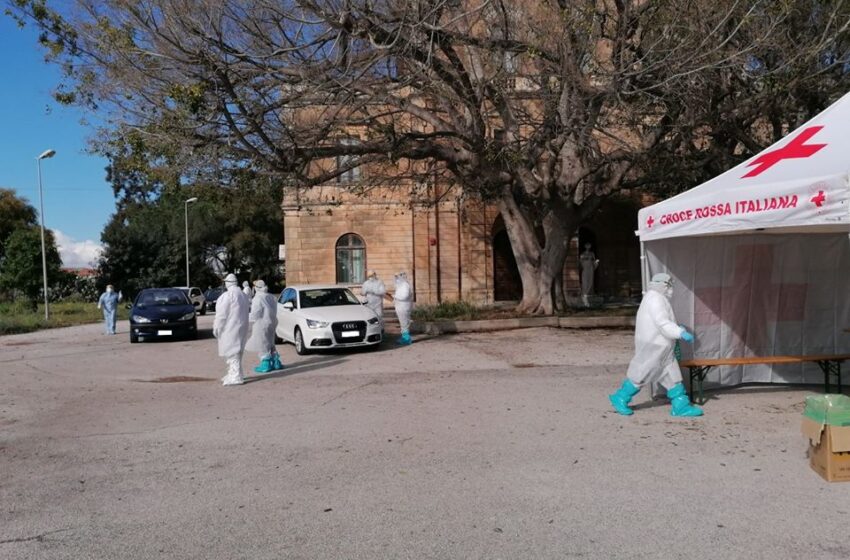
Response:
[9, 0, 849, 313]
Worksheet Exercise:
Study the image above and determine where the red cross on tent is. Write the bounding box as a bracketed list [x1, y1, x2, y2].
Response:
[693, 244, 807, 354]
[741, 126, 827, 178]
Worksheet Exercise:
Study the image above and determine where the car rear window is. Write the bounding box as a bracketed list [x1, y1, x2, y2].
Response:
[300, 289, 360, 308]
[136, 289, 190, 307]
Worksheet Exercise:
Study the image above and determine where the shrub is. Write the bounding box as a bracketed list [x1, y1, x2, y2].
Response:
[411, 300, 480, 322]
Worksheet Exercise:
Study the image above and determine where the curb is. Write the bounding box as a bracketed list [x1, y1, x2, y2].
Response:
[412, 315, 635, 335]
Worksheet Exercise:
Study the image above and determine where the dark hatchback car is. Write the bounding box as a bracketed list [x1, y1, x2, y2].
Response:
[129, 288, 198, 343]
[204, 287, 225, 312]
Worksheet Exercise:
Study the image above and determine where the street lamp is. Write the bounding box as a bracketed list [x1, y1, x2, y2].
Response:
[36, 149, 56, 321]
[184, 197, 199, 287]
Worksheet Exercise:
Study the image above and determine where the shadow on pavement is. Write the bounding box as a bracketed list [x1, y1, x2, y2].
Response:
[631, 381, 837, 411]
[243, 355, 347, 383]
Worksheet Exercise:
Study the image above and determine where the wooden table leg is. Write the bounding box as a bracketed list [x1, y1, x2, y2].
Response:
[689, 366, 712, 405]
[816, 360, 842, 394]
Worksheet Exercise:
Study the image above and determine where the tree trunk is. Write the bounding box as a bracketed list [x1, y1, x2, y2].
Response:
[498, 189, 578, 315]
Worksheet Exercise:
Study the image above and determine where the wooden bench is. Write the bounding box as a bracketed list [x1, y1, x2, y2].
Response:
[679, 354, 850, 405]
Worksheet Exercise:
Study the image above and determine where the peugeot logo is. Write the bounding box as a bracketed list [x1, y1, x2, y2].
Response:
[342, 323, 357, 329]
[160, 319, 169, 324]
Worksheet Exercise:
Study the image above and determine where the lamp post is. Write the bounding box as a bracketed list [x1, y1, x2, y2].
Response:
[36, 149, 56, 321]
[184, 197, 198, 287]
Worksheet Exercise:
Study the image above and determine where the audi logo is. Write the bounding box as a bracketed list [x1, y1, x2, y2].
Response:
[342, 323, 357, 329]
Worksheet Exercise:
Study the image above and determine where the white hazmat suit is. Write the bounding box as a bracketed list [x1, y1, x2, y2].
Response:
[608, 273, 703, 417]
[246, 280, 281, 373]
[361, 271, 387, 327]
[626, 287, 685, 390]
[214, 274, 250, 386]
[393, 272, 414, 345]
[242, 281, 254, 299]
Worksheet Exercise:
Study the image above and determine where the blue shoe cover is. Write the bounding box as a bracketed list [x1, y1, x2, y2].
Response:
[609, 379, 640, 416]
[398, 332, 412, 345]
[271, 354, 283, 371]
[667, 383, 703, 417]
[254, 357, 274, 374]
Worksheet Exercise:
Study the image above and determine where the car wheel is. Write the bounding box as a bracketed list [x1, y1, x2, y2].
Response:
[130, 332, 139, 343]
[294, 327, 310, 355]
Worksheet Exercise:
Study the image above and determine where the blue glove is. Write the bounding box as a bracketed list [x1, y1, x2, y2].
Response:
[680, 327, 694, 343]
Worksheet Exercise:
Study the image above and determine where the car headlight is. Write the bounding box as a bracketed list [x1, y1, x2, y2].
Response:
[306, 319, 329, 329]
[179, 312, 196, 321]
[368, 317, 380, 325]
[132, 315, 151, 323]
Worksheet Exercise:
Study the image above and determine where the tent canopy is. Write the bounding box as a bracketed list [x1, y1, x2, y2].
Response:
[637, 92, 850, 387]
[638, 92, 850, 242]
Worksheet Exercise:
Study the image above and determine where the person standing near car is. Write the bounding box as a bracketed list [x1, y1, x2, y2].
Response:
[97, 284, 122, 335]
[361, 269, 387, 328]
[246, 279, 282, 374]
[393, 271, 414, 345]
[214, 273, 250, 386]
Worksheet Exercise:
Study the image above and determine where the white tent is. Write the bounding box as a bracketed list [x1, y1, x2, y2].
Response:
[637, 91, 850, 387]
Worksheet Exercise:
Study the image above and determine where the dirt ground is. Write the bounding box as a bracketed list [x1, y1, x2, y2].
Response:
[1, 317, 848, 559]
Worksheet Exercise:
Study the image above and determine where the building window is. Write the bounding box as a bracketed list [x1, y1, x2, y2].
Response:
[335, 233, 366, 284]
[336, 138, 362, 183]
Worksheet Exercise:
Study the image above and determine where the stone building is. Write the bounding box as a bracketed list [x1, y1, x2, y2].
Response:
[282, 177, 643, 305]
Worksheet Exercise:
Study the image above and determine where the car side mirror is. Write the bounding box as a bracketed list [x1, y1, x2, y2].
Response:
[283, 301, 294, 310]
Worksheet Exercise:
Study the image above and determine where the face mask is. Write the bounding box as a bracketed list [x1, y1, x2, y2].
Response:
[106, 287, 114, 293]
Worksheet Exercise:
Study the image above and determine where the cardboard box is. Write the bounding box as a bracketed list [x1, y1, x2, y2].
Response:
[801, 416, 850, 482]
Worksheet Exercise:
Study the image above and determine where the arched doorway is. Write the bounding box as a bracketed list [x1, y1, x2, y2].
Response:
[492, 220, 522, 301]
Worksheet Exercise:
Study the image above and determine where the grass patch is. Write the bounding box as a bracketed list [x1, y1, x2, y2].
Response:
[0, 300, 130, 336]
[411, 300, 482, 322]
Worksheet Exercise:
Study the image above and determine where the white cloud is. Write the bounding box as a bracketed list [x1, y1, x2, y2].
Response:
[53, 230, 103, 269]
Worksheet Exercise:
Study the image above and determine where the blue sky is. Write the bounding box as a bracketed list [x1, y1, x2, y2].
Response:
[0, 15, 113, 267]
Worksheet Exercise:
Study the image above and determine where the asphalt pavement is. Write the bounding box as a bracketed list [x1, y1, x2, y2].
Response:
[1, 317, 849, 559]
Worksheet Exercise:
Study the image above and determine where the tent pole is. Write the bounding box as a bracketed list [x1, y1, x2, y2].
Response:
[639, 240, 648, 295]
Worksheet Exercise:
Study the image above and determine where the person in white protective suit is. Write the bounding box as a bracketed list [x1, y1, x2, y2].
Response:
[242, 280, 254, 299]
[393, 271, 414, 345]
[214, 273, 250, 386]
[245, 279, 282, 374]
[361, 270, 387, 328]
[97, 284, 122, 335]
[608, 273, 703, 417]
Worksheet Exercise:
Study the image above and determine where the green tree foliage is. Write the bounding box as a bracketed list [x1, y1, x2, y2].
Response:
[96, 139, 283, 297]
[0, 188, 38, 262]
[0, 226, 63, 309]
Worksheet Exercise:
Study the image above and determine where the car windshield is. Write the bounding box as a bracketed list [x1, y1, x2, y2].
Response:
[299, 288, 361, 309]
[136, 289, 190, 307]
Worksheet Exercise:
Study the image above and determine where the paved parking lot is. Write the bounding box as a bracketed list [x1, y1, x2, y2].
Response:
[1, 317, 849, 559]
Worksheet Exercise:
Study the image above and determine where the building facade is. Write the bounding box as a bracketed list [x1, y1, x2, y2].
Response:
[282, 181, 643, 305]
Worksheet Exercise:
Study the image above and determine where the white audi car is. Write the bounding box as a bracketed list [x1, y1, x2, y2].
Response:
[275, 284, 382, 355]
